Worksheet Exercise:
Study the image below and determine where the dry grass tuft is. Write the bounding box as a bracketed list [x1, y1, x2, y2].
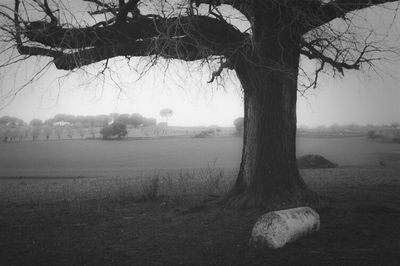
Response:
[0, 167, 236, 210]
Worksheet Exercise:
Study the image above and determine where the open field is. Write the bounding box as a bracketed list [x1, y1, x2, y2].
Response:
[1, 136, 400, 178]
[1, 136, 400, 265]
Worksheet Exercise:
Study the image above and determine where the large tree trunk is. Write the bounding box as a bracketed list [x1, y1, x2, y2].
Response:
[228, 27, 316, 208]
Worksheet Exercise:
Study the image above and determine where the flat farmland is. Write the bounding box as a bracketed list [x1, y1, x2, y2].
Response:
[1, 136, 400, 178]
[0, 137, 400, 177]
[0, 137, 242, 178]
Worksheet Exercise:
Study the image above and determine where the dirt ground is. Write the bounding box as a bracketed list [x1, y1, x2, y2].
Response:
[1, 167, 400, 266]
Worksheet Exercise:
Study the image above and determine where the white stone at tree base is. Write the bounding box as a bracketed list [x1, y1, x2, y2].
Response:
[249, 207, 320, 249]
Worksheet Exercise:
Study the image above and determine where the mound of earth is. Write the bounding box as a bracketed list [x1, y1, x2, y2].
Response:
[297, 154, 338, 169]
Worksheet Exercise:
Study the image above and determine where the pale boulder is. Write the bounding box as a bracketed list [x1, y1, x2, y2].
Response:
[249, 207, 320, 249]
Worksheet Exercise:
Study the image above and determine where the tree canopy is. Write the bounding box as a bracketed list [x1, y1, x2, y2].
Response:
[159, 108, 173, 124]
[0, 1, 396, 80]
[100, 122, 128, 139]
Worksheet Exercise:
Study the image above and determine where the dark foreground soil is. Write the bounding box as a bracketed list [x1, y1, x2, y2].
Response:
[1, 168, 400, 266]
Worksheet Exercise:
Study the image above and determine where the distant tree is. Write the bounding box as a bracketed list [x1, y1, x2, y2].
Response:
[75, 115, 85, 125]
[0, 116, 11, 126]
[31, 126, 41, 141]
[100, 122, 128, 139]
[42, 125, 53, 140]
[17, 126, 26, 141]
[29, 119, 43, 127]
[5, 126, 17, 142]
[233, 117, 244, 137]
[129, 113, 145, 128]
[65, 126, 73, 139]
[85, 116, 96, 127]
[0, 116, 24, 127]
[143, 118, 157, 127]
[116, 113, 131, 125]
[88, 127, 97, 138]
[53, 114, 67, 122]
[44, 118, 55, 125]
[22, 126, 30, 140]
[367, 130, 378, 140]
[54, 126, 63, 140]
[112, 122, 128, 138]
[0, 123, 26, 141]
[159, 109, 173, 125]
[77, 127, 86, 139]
[55, 114, 76, 125]
[94, 115, 109, 127]
[100, 126, 113, 139]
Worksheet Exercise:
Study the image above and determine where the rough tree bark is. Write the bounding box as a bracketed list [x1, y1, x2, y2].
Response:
[231, 61, 310, 207]
[223, 5, 318, 208]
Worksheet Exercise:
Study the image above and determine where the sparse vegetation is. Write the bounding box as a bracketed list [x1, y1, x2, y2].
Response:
[0, 168, 232, 205]
[42, 125, 53, 140]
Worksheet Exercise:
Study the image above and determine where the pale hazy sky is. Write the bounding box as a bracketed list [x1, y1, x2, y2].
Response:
[0, 1, 400, 127]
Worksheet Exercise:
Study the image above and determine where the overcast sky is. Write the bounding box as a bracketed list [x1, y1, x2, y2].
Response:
[0, 1, 400, 127]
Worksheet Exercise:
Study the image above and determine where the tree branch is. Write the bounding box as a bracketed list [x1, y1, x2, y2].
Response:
[191, 0, 253, 21]
[84, 0, 118, 16]
[24, 14, 244, 48]
[309, 0, 400, 30]
[300, 37, 368, 74]
[52, 36, 232, 70]
[116, 0, 140, 24]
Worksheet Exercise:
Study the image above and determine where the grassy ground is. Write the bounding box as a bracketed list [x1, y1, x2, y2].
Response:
[1, 166, 400, 265]
[1, 137, 400, 265]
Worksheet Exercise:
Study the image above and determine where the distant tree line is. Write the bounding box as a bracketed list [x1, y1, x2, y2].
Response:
[366, 123, 400, 142]
[297, 123, 400, 137]
[44, 113, 157, 128]
[100, 122, 128, 140]
[232, 117, 400, 138]
[0, 113, 157, 142]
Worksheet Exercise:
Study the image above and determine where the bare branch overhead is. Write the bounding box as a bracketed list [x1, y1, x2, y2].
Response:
[0, 0, 398, 79]
[308, 0, 400, 30]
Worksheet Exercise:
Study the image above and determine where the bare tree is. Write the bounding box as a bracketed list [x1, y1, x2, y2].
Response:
[0, 0, 399, 207]
[54, 126, 63, 140]
[159, 108, 174, 125]
[42, 125, 53, 140]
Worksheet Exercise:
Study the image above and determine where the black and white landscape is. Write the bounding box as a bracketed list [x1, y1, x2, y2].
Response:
[1, 1, 400, 265]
